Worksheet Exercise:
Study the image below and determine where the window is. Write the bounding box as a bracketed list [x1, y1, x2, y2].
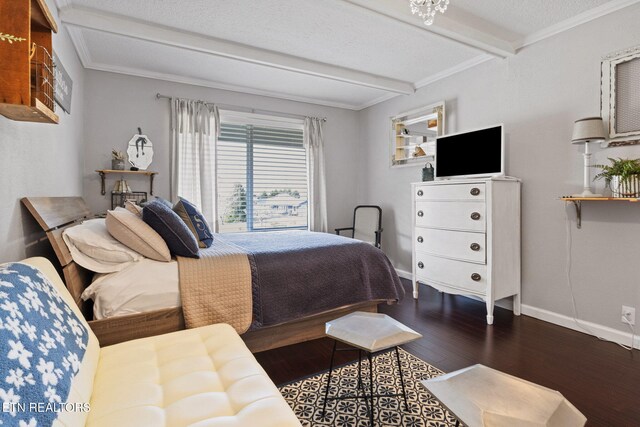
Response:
[217, 112, 308, 232]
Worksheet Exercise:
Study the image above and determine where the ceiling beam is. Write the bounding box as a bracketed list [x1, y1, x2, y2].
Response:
[59, 7, 415, 95]
[341, 0, 515, 58]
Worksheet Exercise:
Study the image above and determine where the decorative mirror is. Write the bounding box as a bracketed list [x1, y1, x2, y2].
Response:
[390, 101, 445, 167]
[601, 45, 640, 147]
[127, 127, 154, 170]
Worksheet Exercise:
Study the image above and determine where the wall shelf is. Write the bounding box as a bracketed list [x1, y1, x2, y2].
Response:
[96, 170, 158, 196]
[560, 197, 640, 229]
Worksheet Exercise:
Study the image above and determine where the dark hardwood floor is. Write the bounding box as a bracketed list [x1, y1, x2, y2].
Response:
[255, 280, 640, 427]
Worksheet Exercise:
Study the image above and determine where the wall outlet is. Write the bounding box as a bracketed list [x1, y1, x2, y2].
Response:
[622, 306, 636, 325]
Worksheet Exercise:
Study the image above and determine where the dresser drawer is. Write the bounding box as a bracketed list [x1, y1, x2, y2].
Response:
[415, 201, 486, 232]
[414, 227, 486, 264]
[415, 183, 486, 201]
[415, 253, 487, 294]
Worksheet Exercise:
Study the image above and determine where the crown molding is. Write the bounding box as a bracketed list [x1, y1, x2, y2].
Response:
[356, 92, 402, 110]
[53, 0, 70, 9]
[84, 61, 363, 111]
[516, 0, 640, 49]
[66, 25, 91, 67]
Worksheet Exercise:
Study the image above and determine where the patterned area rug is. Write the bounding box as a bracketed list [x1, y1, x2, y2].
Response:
[278, 348, 461, 426]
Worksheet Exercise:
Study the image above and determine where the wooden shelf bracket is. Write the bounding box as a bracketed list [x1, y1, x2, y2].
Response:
[569, 200, 582, 229]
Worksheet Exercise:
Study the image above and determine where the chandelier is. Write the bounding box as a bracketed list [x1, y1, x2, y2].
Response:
[410, 0, 450, 26]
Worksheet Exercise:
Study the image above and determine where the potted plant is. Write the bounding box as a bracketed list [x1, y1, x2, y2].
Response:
[593, 157, 640, 198]
[111, 149, 125, 170]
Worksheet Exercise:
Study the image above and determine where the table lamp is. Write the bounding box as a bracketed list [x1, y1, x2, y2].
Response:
[572, 117, 606, 197]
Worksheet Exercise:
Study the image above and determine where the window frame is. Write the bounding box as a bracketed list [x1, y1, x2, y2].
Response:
[216, 110, 308, 233]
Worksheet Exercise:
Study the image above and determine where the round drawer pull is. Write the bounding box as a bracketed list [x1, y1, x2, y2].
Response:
[417, 236, 424, 243]
[470, 187, 481, 196]
[471, 273, 482, 281]
[417, 190, 424, 196]
[470, 243, 480, 251]
[417, 210, 424, 217]
[470, 212, 481, 220]
[418, 262, 424, 269]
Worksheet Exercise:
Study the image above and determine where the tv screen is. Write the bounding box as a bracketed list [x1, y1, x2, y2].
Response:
[435, 125, 503, 179]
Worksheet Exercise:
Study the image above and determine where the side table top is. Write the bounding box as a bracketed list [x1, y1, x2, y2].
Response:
[325, 311, 422, 352]
[421, 364, 586, 427]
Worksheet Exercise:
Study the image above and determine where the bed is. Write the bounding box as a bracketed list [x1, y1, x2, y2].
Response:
[22, 197, 404, 352]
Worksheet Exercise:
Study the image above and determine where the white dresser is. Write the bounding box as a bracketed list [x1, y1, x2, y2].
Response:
[411, 177, 521, 324]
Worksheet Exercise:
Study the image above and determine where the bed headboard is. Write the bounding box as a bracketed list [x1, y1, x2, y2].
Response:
[21, 197, 94, 315]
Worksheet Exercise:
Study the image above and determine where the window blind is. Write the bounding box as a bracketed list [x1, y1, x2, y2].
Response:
[217, 122, 308, 232]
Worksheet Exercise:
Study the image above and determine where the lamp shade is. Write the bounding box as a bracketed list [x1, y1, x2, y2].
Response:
[572, 117, 606, 144]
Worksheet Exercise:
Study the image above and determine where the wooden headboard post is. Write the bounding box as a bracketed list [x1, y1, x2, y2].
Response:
[21, 197, 94, 317]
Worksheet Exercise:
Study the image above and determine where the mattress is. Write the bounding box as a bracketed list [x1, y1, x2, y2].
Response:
[82, 258, 180, 320]
[81, 231, 404, 324]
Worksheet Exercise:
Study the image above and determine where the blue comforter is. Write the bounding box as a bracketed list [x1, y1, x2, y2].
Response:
[217, 231, 405, 329]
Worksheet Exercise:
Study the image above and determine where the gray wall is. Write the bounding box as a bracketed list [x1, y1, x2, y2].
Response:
[0, 0, 85, 263]
[357, 4, 640, 333]
[82, 70, 362, 232]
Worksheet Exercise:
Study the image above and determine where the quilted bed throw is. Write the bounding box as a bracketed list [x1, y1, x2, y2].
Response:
[220, 231, 406, 329]
[177, 239, 253, 333]
[0, 263, 89, 426]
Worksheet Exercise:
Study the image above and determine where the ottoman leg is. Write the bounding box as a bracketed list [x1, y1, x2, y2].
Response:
[368, 351, 375, 426]
[395, 346, 409, 411]
[322, 340, 337, 417]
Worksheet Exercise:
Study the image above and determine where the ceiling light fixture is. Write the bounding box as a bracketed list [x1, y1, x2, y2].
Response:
[410, 0, 450, 26]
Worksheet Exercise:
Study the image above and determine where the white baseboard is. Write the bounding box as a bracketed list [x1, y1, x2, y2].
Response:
[395, 268, 412, 281]
[521, 304, 640, 350]
[395, 268, 638, 350]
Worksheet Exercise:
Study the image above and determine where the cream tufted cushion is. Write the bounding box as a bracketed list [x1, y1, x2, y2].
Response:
[21, 258, 300, 427]
[86, 324, 301, 427]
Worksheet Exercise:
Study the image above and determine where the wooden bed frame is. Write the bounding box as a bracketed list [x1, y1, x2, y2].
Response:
[21, 197, 383, 352]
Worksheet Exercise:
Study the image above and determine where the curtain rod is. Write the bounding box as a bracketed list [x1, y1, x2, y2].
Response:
[156, 93, 327, 122]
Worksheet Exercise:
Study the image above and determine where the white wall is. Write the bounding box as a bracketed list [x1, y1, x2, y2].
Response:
[82, 71, 361, 231]
[358, 5, 640, 335]
[0, 0, 85, 263]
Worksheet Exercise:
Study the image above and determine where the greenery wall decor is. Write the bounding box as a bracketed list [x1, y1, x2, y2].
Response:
[0, 33, 26, 44]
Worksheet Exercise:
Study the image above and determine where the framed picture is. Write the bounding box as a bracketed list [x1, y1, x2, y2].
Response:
[601, 45, 640, 147]
[53, 51, 73, 114]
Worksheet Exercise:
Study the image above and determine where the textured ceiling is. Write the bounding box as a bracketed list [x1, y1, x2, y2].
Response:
[58, 0, 632, 109]
[446, 0, 612, 42]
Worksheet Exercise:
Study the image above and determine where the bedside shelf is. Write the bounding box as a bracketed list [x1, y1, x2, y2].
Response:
[560, 196, 640, 229]
[96, 170, 158, 196]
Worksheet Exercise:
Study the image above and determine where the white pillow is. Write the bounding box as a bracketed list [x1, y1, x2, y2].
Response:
[63, 219, 144, 273]
[105, 207, 171, 262]
[82, 259, 180, 320]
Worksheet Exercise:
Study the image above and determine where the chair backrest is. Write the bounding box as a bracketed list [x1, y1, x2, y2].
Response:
[353, 205, 382, 247]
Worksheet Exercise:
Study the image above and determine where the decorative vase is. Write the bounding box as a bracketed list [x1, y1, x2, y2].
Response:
[112, 159, 125, 170]
[610, 175, 640, 198]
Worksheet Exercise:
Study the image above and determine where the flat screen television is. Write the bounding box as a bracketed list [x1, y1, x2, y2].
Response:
[435, 124, 504, 179]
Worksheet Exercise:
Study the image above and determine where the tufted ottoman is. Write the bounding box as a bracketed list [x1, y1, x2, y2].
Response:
[5, 258, 300, 427]
[87, 324, 299, 426]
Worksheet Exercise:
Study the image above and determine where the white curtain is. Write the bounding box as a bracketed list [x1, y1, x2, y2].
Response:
[170, 98, 220, 229]
[304, 117, 328, 232]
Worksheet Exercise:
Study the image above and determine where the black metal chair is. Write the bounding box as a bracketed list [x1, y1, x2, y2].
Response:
[335, 205, 383, 248]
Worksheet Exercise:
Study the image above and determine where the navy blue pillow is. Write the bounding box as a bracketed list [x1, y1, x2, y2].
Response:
[143, 200, 200, 258]
[173, 197, 214, 248]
